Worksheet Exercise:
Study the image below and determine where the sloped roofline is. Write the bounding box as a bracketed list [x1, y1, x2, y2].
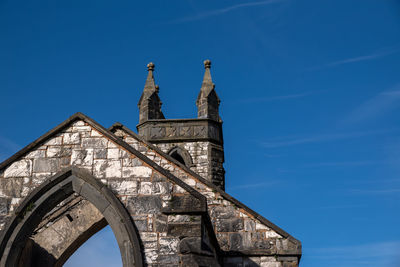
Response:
[109, 122, 302, 249]
[0, 112, 206, 207]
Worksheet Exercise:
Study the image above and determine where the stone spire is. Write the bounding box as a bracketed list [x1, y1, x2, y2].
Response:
[196, 60, 221, 121]
[138, 62, 165, 124]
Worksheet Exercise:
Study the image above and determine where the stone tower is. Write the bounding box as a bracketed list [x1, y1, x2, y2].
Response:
[137, 60, 225, 190]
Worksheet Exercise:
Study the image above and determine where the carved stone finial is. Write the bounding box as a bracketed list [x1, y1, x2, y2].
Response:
[147, 62, 155, 71]
[204, 59, 211, 69]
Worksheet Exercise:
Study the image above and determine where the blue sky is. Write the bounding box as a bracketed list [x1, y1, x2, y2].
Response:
[1, 0, 400, 266]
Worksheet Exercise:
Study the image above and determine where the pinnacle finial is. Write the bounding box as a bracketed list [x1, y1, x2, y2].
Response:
[147, 62, 155, 71]
[204, 59, 211, 69]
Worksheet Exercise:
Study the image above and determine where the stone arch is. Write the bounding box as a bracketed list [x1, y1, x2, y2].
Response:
[168, 146, 193, 167]
[31, 197, 107, 266]
[0, 167, 143, 267]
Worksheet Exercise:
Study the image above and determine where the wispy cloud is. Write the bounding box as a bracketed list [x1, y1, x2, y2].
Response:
[350, 188, 400, 195]
[308, 46, 400, 71]
[262, 129, 390, 148]
[303, 159, 395, 167]
[228, 181, 279, 190]
[240, 91, 318, 103]
[352, 177, 400, 185]
[313, 204, 366, 210]
[171, 0, 286, 23]
[325, 47, 399, 67]
[340, 85, 400, 126]
[308, 241, 400, 267]
[264, 153, 281, 158]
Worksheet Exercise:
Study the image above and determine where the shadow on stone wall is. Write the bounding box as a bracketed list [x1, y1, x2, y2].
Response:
[19, 239, 57, 267]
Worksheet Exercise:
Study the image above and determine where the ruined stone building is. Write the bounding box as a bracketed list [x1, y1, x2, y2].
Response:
[0, 61, 301, 266]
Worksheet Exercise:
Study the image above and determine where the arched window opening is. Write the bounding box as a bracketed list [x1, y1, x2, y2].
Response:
[64, 225, 122, 267]
[0, 168, 143, 267]
[168, 147, 193, 167]
[170, 151, 186, 165]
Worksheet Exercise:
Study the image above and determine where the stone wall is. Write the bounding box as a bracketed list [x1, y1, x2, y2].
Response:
[113, 126, 300, 264]
[156, 142, 224, 190]
[156, 142, 210, 180]
[0, 120, 219, 266]
[0, 115, 300, 266]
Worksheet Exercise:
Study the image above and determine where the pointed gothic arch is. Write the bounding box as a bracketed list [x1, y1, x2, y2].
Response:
[0, 167, 143, 267]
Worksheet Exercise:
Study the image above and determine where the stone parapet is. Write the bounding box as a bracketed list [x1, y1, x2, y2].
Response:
[137, 118, 223, 145]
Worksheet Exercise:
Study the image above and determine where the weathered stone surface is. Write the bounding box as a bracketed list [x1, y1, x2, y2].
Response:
[122, 158, 142, 167]
[107, 179, 137, 195]
[244, 218, 256, 232]
[122, 166, 152, 178]
[94, 148, 107, 159]
[180, 254, 220, 267]
[163, 195, 203, 213]
[0, 178, 24, 197]
[152, 182, 170, 195]
[159, 237, 179, 255]
[32, 199, 105, 259]
[229, 232, 251, 251]
[216, 218, 243, 232]
[179, 236, 214, 257]
[33, 158, 59, 173]
[81, 137, 107, 148]
[127, 196, 162, 214]
[154, 214, 168, 232]
[210, 205, 237, 219]
[133, 219, 148, 231]
[167, 223, 201, 238]
[107, 148, 119, 159]
[25, 150, 46, 159]
[138, 181, 152, 194]
[4, 160, 31, 177]
[93, 159, 121, 178]
[44, 136, 62, 145]
[0, 197, 10, 215]
[71, 149, 93, 165]
[63, 132, 81, 144]
[156, 254, 179, 265]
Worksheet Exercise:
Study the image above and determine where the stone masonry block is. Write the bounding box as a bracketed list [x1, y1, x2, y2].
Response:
[229, 232, 251, 251]
[4, 160, 32, 178]
[63, 132, 81, 144]
[216, 218, 243, 232]
[127, 196, 162, 214]
[0, 178, 24, 198]
[33, 158, 59, 173]
[81, 137, 107, 148]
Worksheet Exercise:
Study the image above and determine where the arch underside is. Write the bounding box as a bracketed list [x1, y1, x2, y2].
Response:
[26, 196, 107, 266]
[0, 168, 143, 267]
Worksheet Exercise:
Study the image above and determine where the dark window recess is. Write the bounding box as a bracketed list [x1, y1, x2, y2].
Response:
[170, 151, 186, 166]
[66, 214, 73, 222]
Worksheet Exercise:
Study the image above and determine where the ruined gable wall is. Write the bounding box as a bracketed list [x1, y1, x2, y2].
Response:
[0, 120, 218, 266]
[114, 128, 300, 266]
